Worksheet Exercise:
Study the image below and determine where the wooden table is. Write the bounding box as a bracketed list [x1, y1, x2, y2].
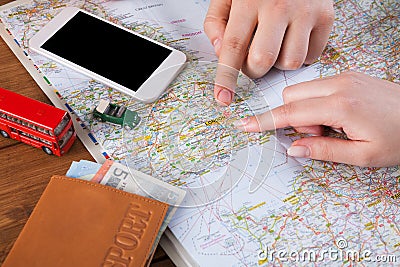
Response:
[0, 1, 175, 266]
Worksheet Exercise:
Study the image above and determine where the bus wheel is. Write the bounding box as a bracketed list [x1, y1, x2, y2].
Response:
[0, 130, 10, 138]
[42, 146, 53, 155]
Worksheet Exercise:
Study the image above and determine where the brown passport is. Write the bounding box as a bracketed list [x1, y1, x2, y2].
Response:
[3, 175, 169, 267]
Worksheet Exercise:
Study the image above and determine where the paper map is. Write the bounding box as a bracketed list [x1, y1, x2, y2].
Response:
[1, 0, 399, 266]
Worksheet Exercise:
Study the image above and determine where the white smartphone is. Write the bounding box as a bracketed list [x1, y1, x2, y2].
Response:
[29, 7, 187, 103]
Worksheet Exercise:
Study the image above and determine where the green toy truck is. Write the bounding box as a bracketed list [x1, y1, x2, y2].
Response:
[93, 99, 141, 129]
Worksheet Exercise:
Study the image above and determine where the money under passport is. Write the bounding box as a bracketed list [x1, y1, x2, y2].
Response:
[66, 159, 186, 258]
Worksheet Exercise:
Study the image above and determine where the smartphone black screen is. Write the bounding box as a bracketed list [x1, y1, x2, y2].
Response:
[41, 11, 172, 91]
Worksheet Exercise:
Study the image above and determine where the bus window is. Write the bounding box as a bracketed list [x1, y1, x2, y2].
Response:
[28, 123, 36, 130]
[37, 126, 50, 135]
[58, 128, 74, 148]
[39, 138, 52, 145]
[54, 115, 70, 136]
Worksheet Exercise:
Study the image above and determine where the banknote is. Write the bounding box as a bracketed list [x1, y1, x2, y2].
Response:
[91, 160, 185, 206]
[65, 160, 101, 180]
[67, 160, 186, 207]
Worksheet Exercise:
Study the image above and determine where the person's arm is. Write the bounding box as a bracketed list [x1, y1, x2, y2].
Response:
[235, 71, 400, 167]
[204, 0, 334, 105]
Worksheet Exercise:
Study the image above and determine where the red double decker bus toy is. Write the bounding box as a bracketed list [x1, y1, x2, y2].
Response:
[0, 87, 76, 156]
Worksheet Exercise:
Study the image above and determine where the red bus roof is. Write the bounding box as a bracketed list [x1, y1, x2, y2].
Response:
[0, 87, 67, 129]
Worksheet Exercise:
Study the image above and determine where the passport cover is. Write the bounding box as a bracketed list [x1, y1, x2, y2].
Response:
[2, 175, 169, 267]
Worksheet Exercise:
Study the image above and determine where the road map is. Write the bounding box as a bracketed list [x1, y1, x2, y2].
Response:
[1, 0, 399, 266]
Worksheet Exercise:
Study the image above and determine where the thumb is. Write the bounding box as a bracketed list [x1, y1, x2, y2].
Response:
[287, 136, 373, 167]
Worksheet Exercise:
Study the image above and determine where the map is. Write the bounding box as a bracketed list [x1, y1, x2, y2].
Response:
[1, 0, 399, 266]
[123, 61, 277, 207]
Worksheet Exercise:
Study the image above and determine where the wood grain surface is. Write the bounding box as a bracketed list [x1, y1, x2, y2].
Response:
[0, 1, 175, 266]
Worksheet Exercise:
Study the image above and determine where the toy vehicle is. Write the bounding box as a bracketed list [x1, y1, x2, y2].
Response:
[0, 87, 76, 156]
[93, 99, 141, 129]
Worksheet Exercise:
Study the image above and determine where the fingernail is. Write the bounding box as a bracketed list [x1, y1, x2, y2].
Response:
[330, 127, 344, 134]
[287, 146, 310, 158]
[213, 38, 221, 54]
[217, 89, 233, 105]
[233, 117, 250, 129]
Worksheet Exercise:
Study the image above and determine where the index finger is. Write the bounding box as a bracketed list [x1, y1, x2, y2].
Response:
[214, 1, 257, 105]
[238, 96, 341, 132]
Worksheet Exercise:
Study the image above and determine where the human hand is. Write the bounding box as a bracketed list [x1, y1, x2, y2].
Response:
[235, 71, 400, 167]
[204, 0, 334, 105]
